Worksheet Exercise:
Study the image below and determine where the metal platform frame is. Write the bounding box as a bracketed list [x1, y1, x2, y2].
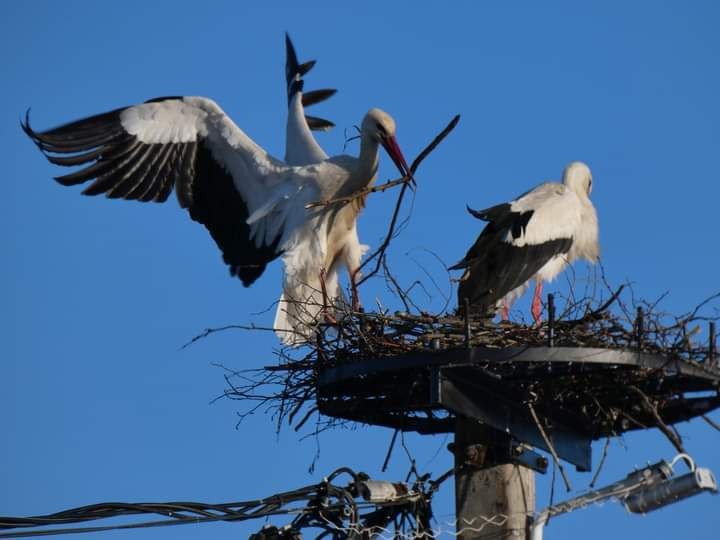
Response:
[317, 347, 720, 471]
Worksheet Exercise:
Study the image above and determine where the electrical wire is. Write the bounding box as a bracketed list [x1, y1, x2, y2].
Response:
[0, 468, 430, 539]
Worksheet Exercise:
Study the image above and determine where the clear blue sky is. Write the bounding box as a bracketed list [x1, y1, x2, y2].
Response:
[2, 1, 719, 538]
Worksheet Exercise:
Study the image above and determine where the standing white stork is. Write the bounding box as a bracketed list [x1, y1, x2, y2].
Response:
[451, 162, 599, 324]
[22, 44, 411, 346]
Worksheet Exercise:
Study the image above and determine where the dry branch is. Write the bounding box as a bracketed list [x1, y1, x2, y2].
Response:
[357, 115, 460, 286]
[305, 176, 409, 209]
[702, 415, 720, 432]
[629, 385, 686, 454]
[305, 115, 460, 210]
[529, 402, 572, 492]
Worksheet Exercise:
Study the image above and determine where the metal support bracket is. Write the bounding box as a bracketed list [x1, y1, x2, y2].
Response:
[449, 439, 549, 474]
[432, 365, 592, 471]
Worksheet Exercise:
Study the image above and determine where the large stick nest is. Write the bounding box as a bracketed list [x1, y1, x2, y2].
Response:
[215, 284, 720, 451]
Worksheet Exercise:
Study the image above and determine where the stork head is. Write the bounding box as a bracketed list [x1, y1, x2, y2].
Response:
[362, 108, 411, 180]
[562, 161, 593, 196]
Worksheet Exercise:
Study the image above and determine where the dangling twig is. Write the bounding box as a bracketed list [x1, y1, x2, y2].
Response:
[528, 402, 572, 492]
[358, 115, 461, 286]
[702, 414, 720, 432]
[629, 385, 686, 454]
[589, 437, 611, 488]
[381, 429, 400, 472]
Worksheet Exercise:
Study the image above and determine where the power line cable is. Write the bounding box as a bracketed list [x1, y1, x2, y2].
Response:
[0, 468, 434, 539]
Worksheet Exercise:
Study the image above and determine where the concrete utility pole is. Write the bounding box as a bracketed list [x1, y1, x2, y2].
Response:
[454, 418, 535, 540]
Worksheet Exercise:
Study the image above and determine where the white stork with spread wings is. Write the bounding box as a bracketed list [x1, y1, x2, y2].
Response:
[452, 162, 599, 324]
[22, 39, 411, 346]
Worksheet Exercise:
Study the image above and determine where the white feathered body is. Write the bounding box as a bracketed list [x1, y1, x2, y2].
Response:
[25, 95, 381, 345]
[456, 162, 599, 316]
[271, 158, 373, 344]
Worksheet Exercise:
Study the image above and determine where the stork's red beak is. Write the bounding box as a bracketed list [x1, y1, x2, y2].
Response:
[382, 135, 415, 187]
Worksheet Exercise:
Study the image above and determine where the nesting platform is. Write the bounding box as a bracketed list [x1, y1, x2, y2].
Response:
[316, 346, 720, 471]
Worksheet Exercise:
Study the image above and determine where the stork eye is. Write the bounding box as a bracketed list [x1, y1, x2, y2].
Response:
[375, 122, 387, 136]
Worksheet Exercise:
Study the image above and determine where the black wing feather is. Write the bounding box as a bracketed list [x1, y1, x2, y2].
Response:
[174, 143, 197, 207]
[44, 146, 107, 167]
[104, 144, 158, 199]
[452, 204, 535, 270]
[80, 142, 147, 194]
[123, 143, 175, 201]
[189, 143, 281, 286]
[23, 99, 283, 286]
[150, 145, 181, 202]
[455, 203, 572, 314]
[23, 107, 126, 141]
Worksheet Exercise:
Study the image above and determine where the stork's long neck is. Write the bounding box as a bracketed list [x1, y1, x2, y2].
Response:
[351, 131, 380, 192]
[562, 175, 585, 201]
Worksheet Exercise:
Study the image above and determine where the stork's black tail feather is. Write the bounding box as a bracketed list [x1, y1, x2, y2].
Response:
[285, 32, 336, 131]
[301, 89, 337, 108]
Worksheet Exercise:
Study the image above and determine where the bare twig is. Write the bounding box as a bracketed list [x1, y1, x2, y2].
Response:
[560, 284, 626, 327]
[293, 406, 319, 432]
[357, 115, 460, 287]
[307, 114, 460, 210]
[381, 429, 400, 472]
[181, 324, 286, 349]
[528, 402, 572, 492]
[382, 257, 414, 313]
[589, 437, 611, 488]
[702, 414, 720, 432]
[408, 115, 461, 173]
[305, 176, 410, 209]
[629, 386, 686, 454]
[405, 248, 453, 312]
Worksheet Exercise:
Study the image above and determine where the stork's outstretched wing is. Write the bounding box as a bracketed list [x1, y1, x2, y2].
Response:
[284, 33, 337, 166]
[22, 96, 313, 286]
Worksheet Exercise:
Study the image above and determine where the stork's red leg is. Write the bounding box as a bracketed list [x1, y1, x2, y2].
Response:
[319, 268, 337, 324]
[531, 280, 544, 326]
[501, 302, 510, 321]
[350, 267, 362, 312]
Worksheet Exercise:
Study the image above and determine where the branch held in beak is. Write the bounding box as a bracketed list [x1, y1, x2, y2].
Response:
[382, 135, 416, 188]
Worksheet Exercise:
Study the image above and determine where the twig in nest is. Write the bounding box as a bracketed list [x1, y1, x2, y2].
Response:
[589, 437, 611, 488]
[211, 278, 720, 453]
[358, 115, 461, 287]
[629, 385, 686, 454]
[561, 284, 626, 327]
[294, 406, 319, 432]
[528, 402, 572, 492]
[680, 292, 720, 325]
[590, 284, 627, 317]
[702, 414, 720, 432]
[180, 323, 286, 349]
[382, 429, 400, 472]
[405, 247, 453, 311]
[382, 257, 414, 313]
